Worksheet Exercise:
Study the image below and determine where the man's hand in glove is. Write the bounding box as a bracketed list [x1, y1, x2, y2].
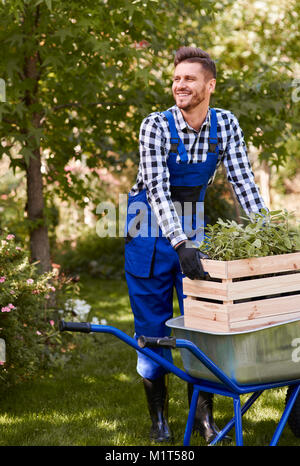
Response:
[174, 240, 209, 280]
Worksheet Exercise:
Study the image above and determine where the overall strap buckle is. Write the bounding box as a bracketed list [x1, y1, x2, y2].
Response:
[170, 137, 180, 154]
[163, 110, 188, 162]
[208, 109, 219, 155]
[208, 137, 218, 153]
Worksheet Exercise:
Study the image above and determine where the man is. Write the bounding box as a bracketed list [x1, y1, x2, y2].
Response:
[124, 46, 267, 444]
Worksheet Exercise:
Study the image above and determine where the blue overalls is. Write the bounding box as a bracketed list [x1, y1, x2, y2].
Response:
[125, 108, 219, 380]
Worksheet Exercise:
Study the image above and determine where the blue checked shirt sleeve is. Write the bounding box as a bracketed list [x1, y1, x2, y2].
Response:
[222, 114, 267, 214]
[139, 115, 188, 247]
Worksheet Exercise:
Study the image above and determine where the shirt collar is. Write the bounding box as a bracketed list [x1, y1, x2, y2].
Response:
[171, 105, 211, 133]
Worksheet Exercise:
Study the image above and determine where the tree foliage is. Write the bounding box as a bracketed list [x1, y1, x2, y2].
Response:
[0, 0, 299, 268]
[0, 0, 221, 269]
[207, 0, 300, 169]
[0, 0, 219, 203]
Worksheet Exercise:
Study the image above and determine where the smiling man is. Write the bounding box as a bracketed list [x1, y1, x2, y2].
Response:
[173, 54, 215, 127]
[124, 46, 267, 444]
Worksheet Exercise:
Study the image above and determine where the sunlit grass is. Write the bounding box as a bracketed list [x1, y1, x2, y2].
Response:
[0, 276, 299, 446]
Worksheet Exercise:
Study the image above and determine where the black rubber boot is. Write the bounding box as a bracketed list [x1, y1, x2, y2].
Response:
[143, 375, 173, 443]
[187, 383, 231, 444]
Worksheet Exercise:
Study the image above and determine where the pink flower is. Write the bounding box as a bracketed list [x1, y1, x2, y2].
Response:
[50, 320, 55, 327]
[27, 279, 34, 284]
[48, 286, 56, 292]
[15, 246, 22, 251]
[6, 234, 15, 240]
[1, 306, 11, 313]
[10, 290, 15, 294]
[0, 361, 5, 365]
[8, 303, 15, 309]
[45, 294, 50, 299]
[0, 277, 6, 283]
[36, 331, 42, 335]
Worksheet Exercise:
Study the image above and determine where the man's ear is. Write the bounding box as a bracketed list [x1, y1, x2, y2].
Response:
[208, 78, 216, 94]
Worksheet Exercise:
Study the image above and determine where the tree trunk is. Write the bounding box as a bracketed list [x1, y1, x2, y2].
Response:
[22, 6, 52, 273]
[26, 148, 52, 273]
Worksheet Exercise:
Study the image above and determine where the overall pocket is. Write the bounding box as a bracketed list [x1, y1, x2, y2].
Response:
[124, 189, 158, 278]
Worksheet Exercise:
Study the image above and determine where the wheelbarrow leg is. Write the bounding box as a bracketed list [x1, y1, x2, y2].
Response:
[183, 385, 200, 446]
[269, 384, 300, 446]
[189, 393, 243, 446]
[210, 390, 264, 446]
[233, 396, 243, 446]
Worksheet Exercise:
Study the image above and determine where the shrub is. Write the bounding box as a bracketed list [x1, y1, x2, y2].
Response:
[0, 231, 77, 386]
[54, 229, 125, 280]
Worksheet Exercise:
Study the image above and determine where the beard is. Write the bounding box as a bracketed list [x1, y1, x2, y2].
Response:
[173, 88, 206, 111]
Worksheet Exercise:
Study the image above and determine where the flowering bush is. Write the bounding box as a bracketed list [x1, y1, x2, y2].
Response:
[0, 232, 77, 386]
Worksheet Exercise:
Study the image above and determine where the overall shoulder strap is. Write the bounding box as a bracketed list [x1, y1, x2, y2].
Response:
[208, 108, 219, 155]
[162, 110, 188, 163]
[198, 108, 219, 200]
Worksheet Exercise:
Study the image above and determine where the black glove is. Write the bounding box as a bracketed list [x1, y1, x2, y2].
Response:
[175, 241, 208, 280]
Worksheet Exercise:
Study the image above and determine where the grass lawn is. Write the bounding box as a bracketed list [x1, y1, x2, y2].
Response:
[0, 275, 299, 447]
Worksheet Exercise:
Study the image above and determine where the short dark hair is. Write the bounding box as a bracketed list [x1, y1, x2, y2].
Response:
[174, 46, 217, 80]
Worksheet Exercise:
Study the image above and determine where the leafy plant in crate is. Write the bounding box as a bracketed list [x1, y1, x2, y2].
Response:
[182, 209, 300, 333]
[199, 209, 300, 261]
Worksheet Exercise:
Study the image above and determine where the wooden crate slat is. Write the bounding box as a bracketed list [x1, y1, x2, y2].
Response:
[183, 278, 227, 301]
[184, 308, 300, 333]
[228, 294, 300, 322]
[229, 310, 300, 332]
[184, 315, 230, 333]
[184, 273, 300, 302]
[184, 294, 300, 331]
[185, 298, 229, 323]
[201, 252, 300, 279]
[199, 259, 228, 279]
[227, 272, 300, 301]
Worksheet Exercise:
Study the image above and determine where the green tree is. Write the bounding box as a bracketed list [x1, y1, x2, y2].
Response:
[206, 0, 300, 168]
[0, 0, 219, 271]
[2, 0, 299, 274]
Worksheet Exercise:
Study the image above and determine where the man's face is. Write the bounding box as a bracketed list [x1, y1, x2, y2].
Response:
[172, 61, 215, 111]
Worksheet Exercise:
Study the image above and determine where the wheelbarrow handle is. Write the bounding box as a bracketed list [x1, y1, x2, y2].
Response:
[138, 335, 176, 349]
[59, 320, 91, 333]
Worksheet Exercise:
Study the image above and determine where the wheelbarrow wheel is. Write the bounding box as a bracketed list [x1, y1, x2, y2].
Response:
[286, 386, 300, 438]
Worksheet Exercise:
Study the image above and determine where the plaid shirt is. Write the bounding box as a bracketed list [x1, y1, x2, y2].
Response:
[130, 105, 267, 248]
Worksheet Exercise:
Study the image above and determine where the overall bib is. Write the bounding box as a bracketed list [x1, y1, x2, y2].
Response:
[125, 108, 219, 379]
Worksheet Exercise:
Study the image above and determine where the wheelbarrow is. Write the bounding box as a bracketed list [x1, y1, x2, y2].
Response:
[59, 316, 300, 446]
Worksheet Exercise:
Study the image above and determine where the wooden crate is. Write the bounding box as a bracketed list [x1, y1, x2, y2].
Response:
[183, 252, 300, 332]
